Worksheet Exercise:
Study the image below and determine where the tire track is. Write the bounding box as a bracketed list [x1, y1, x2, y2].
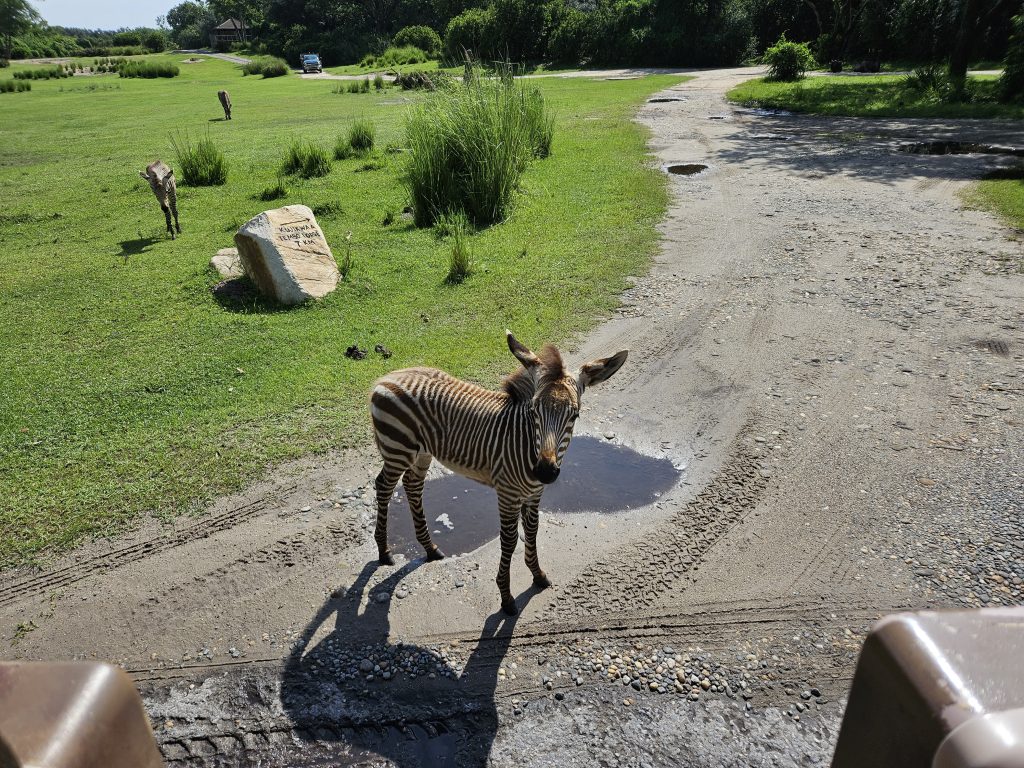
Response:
[538, 442, 768, 621]
[0, 485, 297, 608]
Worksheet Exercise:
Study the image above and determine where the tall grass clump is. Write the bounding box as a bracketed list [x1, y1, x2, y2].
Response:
[259, 172, 288, 200]
[14, 66, 69, 80]
[441, 212, 473, 284]
[242, 56, 289, 78]
[283, 140, 331, 178]
[349, 120, 376, 152]
[373, 72, 386, 90]
[404, 61, 554, 227]
[0, 80, 31, 93]
[171, 133, 228, 186]
[118, 60, 180, 78]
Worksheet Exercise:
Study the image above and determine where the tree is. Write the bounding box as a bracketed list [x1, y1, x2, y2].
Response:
[0, 0, 41, 60]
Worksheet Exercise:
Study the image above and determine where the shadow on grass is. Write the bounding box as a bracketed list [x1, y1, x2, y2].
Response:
[211, 276, 291, 314]
[280, 560, 536, 766]
[118, 236, 160, 260]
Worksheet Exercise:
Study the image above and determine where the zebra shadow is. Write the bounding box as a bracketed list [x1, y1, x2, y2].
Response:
[118, 236, 160, 260]
[280, 561, 531, 767]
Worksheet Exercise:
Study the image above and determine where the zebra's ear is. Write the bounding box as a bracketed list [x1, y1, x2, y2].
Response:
[506, 330, 540, 368]
[577, 350, 628, 390]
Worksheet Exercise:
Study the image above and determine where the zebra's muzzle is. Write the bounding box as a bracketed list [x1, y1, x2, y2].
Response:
[533, 460, 560, 484]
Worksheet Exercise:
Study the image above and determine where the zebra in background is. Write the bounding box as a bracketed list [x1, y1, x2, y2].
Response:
[139, 160, 181, 239]
[370, 331, 628, 615]
[217, 89, 232, 120]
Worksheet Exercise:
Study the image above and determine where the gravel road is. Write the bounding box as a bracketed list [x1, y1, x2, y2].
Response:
[1, 66, 1021, 767]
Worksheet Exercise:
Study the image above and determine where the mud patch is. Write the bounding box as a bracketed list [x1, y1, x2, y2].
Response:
[386, 436, 681, 558]
[648, 96, 687, 103]
[899, 141, 1024, 157]
[663, 163, 709, 177]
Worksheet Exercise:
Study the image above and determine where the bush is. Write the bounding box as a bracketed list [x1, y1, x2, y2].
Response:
[1001, 14, 1024, 103]
[0, 80, 31, 93]
[393, 25, 442, 57]
[118, 60, 180, 78]
[242, 56, 289, 78]
[444, 7, 496, 62]
[0, 59, 9, 69]
[763, 35, 815, 81]
[547, 7, 597, 64]
[441, 211, 473, 284]
[14, 66, 70, 81]
[373, 72, 385, 90]
[403, 61, 553, 227]
[143, 30, 168, 52]
[395, 70, 448, 90]
[360, 45, 429, 68]
[172, 133, 228, 186]
[283, 140, 331, 178]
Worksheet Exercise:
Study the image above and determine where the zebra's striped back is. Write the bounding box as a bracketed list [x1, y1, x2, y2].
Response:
[371, 367, 535, 491]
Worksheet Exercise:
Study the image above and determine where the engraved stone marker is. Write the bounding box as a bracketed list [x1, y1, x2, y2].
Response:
[233, 205, 340, 305]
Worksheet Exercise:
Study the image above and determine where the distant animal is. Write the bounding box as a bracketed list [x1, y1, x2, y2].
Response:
[217, 89, 232, 120]
[369, 331, 628, 615]
[140, 160, 180, 239]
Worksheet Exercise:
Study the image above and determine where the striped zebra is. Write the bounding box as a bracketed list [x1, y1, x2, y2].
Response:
[218, 89, 232, 120]
[139, 160, 181, 239]
[370, 331, 628, 615]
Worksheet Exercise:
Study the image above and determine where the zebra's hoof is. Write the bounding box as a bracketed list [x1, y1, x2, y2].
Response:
[378, 552, 394, 566]
[426, 547, 445, 562]
[501, 598, 518, 616]
[533, 573, 551, 589]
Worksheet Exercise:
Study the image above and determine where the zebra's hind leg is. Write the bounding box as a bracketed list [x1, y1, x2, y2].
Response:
[522, 495, 550, 589]
[374, 461, 406, 566]
[496, 490, 522, 615]
[403, 454, 444, 562]
[160, 204, 175, 239]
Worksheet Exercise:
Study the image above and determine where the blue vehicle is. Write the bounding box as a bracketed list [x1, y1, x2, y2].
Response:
[301, 53, 322, 73]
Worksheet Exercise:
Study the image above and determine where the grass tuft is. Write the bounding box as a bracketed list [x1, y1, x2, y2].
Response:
[242, 56, 289, 78]
[349, 120, 375, 152]
[171, 133, 228, 186]
[283, 139, 331, 178]
[441, 211, 473, 284]
[0, 79, 31, 93]
[118, 60, 179, 79]
[258, 172, 288, 200]
[404, 61, 553, 227]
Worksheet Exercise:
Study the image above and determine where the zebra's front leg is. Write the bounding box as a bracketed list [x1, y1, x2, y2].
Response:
[170, 203, 181, 235]
[522, 494, 550, 589]
[374, 462, 406, 566]
[496, 490, 522, 615]
[160, 204, 175, 239]
[403, 454, 444, 562]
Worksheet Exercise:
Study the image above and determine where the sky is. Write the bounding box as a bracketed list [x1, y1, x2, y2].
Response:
[37, 0, 171, 30]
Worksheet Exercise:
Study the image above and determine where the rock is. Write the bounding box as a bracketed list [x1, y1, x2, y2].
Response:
[359, 659, 374, 673]
[210, 247, 243, 278]
[234, 205, 340, 305]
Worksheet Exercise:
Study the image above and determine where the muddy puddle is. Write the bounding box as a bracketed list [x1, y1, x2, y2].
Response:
[385, 436, 682, 558]
[663, 163, 709, 176]
[648, 96, 687, 103]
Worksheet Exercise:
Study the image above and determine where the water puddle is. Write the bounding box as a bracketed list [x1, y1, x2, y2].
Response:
[741, 107, 793, 117]
[663, 163, 709, 176]
[648, 96, 687, 103]
[385, 436, 682, 557]
[899, 141, 1024, 157]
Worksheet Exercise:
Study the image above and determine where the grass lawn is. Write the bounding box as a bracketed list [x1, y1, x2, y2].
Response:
[973, 172, 1024, 233]
[727, 74, 1024, 119]
[0, 52, 689, 567]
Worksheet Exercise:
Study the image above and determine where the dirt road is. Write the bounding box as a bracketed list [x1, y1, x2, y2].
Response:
[2, 67, 1022, 766]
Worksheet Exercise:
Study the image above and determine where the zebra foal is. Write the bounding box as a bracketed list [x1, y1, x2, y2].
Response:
[370, 331, 628, 615]
[140, 160, 181, 239]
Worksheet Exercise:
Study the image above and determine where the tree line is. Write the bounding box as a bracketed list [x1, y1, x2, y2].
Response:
[1, 0, 1021, 77]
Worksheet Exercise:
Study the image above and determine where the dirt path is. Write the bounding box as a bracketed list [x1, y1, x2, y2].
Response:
[3, 67, 1022, 766]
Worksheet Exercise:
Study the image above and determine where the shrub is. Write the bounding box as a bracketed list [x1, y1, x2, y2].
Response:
[283, 140, 331, 178]
[242, 56, 289, 78]
[143, 30, 168, 52]
[547, 7, 597, 64]
[14, 66, 69, 81]
[349, 120, 376, 152]
[118, 60, 180, 79]
[441, 212, 473, 284]
[394, 25, 443, 57]
[444, 7, 496, 62]
[403, 61, 553, 227]
[396, 70, 448, 90]
[763, 34, 815, 81]
[172, 133, 228, 186]
[373, 72, 385, 90]
[361, 45, 429, 68]
[1001, 13, 1024, 103]
[0, 80, 31, 93]
[0, 59, 9, 68]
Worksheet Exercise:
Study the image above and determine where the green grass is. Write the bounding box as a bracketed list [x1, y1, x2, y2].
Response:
[973, 169, 1024, 234]
[727, 74, 1024, 119]
[0, 52, 689, 567]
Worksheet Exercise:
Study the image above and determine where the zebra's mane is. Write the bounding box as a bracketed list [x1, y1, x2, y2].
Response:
[501, 344, 565, 401]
